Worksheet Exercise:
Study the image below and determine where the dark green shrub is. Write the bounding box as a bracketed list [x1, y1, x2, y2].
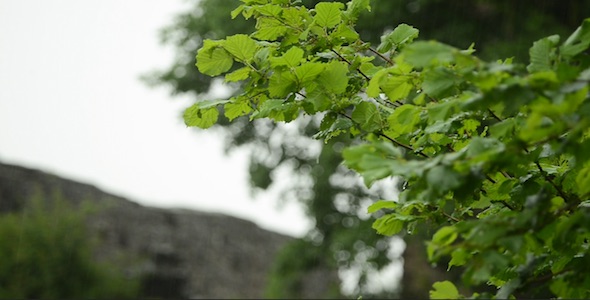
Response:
[0, 195, 139, 299]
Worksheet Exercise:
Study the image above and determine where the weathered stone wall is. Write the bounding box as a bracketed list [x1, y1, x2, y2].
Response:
[0, 162, 337, 298]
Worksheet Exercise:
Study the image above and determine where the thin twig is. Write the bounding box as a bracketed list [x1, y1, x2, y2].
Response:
[443, 212, 461, 223]
[338, 112, 428, 157]
[485, 175, 497, 184]
[535, 162, 569, 201]
[382, 99, 401, 108]
[379, 132, 430, 158]
[331, 49, 370, 81]
[368, 47, 394, 65]
[487, 108, 502, 122]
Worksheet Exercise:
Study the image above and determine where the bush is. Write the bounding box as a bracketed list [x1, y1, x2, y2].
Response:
[0, 194, 139, 299]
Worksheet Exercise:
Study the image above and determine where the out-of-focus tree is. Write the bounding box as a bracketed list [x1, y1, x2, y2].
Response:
[146, 0, 590, 297]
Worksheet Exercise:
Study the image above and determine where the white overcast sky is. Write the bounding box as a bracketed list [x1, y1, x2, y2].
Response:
[0, 0, 311, 237]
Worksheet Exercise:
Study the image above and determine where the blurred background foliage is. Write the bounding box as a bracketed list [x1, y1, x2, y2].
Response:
[0, 192, 139, 299]
[147, 0, 590, 297]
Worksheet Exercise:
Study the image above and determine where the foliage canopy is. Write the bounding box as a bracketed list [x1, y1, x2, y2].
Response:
[185, 0, 590, 297]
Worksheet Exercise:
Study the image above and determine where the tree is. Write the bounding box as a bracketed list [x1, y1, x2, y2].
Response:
[187, 0, 590, 297]
[151, 0, 590, 297]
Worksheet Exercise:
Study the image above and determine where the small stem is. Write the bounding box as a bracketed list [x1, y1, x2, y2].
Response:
[485, 175, 496, 184]
[443, 212, 461, 223]
[331, 49, 370, 81]
[498, 200, 516, 211]
[427, 95, 439, 103]
[487, 108, 502, 122]
[535, 161, 569, 201]
[379, 98, 401, 108]
[379, 132, 429, 158]
[368, 47, 394, 65]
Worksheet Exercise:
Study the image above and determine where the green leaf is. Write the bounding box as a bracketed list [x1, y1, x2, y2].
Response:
[527, 35, 559, 73]
[422, 67, 458, 98]
[448, 248, 470, 270]
[430, 281, 460, 300]
[270, 46, 304, 68]
[387, 104, 421, 137]
[252, 99, 300, 122]
[432, 226, 458, 246]
[427, 98, 460, 122]
[253, 17, 288, 41]
[225, 67, 251, 82]
[356, 155, 397, 186]
[317, 61, 349, 94]
[426, 165, 462, 194]
[380, 75, 413, 101]
[294, 62, 325, 84]
[372, 214, 404, 236]
[330, 24, 360, 45]
[345, 0, 371, 20]
[551, 255, 573, 274]
[342, 142, 410, 186]
[224, 34, 258, 62]
[367, 200, 397, 213]
[230, 5, 244, 19]
[352, 101, 383, 132]
[489, 117, 516, 139]
[466, 137, 505, 161]
[224, 98, 252, 121]
[184, 103, 221, 129]
[367, 68, 388, 97]
[404, 41, 456, 68]
[389, 23, 419, 45]
[576, 165, 590, 196]
[314, 2, 344, 28]
[196, 41, 233, 76]
[268, 71, 297, 97]
[253, 99, 285, 118]
[377, 24, 419, 53]
[304, 86, 331, 112]
[561, 18, 590, 58]
[314, 115, 353, 141]
[255, 4, 282, 17]
[367, 58, 413, 101]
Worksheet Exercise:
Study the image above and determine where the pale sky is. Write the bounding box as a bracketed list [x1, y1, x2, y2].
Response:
[0, 0, 311, 237]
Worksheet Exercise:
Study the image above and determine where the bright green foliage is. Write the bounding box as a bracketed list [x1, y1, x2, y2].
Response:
[430, 281, 460, 299]
[196, 40, 234, 76]
[0, 196, 139, 299]
[184, 99, 230, 128]
[314, 2, 344, 29]
[188, 0, 590, 298]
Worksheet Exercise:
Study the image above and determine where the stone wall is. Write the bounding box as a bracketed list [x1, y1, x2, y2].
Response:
[0, 162, 337, 298]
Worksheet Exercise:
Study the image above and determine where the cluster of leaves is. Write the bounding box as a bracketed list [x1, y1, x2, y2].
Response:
[0, 195, 139, 299]
[186, 0, 590, 298]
